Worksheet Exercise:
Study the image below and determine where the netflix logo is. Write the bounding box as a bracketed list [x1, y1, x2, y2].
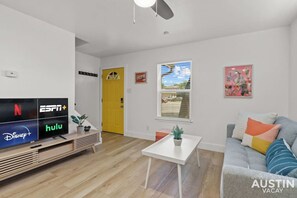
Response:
[14, 104, 22, 116]
[0, 99, 37, 123]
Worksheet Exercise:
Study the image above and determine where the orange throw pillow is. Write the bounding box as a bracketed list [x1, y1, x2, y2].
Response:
[241, 118, 280, 154]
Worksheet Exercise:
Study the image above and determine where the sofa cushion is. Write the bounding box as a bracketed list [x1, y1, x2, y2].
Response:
[224, 138, 267, 172]
[242, 118, 280, 154]
[266, 138, 297, 178]
[232, 112, 278, 140]
[275, 116, 297, 146]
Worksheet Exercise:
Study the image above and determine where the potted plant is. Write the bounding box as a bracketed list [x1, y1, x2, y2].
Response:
[172, 125, 184, 146]
[71, 114, 88, 134]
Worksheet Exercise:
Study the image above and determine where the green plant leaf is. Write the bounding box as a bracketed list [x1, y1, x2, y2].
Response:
[71, 114, 88, 126]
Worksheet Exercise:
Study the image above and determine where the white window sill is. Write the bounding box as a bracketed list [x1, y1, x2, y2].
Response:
[155, 117, 193, 123]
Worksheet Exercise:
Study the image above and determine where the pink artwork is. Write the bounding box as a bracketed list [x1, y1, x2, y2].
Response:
[225, 65, 253, 97]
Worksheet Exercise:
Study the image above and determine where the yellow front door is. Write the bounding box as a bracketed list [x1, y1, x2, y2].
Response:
[102, 67, 124, 134]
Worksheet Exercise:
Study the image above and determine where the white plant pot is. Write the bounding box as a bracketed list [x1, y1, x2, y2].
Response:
[174, 139, 182, 146]
[77, 126, 84, 134]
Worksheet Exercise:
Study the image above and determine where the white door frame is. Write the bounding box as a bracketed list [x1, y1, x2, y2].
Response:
[100, 66, 127, 135]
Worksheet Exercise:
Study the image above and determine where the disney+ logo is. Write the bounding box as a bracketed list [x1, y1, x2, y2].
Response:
[2, 126, 32, 141]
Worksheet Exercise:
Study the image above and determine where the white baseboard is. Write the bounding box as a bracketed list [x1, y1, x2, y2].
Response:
[125, 130, 155, 141]
[125, 130, 225, 153]
[199, 142, 225, 153]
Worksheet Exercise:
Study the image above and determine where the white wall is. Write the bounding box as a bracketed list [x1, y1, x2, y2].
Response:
[75, 51, 100, 129]
[289, 18, 297, 120]
[0, 4, 77, 132]
[101, 27, 290, 152]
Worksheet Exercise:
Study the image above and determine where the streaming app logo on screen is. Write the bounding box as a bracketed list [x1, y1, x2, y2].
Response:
[0, 120, 38, 149]
[39, 117, 68, 139]
[38, 98, 68, 119]
[0, 99, 37, 123]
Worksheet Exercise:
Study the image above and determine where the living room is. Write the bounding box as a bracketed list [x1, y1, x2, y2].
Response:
[0, 0, 297, 198]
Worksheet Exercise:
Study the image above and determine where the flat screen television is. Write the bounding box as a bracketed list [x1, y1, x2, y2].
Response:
[0, 98, 68, 149]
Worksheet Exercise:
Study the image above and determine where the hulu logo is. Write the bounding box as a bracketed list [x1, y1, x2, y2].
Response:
[45, 123, 63, 132]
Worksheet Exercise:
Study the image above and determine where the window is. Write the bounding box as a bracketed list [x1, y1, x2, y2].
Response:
[106, 72, 120, 80]
[157, 61, 192, 120]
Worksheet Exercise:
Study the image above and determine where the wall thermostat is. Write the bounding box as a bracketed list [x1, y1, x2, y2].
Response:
[5, 70, 18, 78]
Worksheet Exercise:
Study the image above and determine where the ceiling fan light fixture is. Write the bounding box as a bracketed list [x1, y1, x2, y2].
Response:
[134, 0, 156, 8]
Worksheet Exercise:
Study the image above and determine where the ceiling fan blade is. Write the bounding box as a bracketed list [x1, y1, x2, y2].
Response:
[151, 0, 174, 20]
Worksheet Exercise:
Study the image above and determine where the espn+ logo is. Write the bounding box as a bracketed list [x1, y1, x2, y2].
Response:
[40, 105, 67, 112]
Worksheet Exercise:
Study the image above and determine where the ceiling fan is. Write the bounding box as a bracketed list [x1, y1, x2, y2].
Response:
[133, 0, 174, 21]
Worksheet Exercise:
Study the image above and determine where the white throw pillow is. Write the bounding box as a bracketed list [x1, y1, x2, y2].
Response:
[232, 112, 278, 140]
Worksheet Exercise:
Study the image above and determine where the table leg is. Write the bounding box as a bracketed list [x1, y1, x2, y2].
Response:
[196, 147, 201, 167]
[177, 164, 182, 198]
[144, 157, 152, 189]
[92, 145, 96, 153]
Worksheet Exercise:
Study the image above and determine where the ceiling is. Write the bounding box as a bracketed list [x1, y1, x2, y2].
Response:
[0, 0, 297, 58]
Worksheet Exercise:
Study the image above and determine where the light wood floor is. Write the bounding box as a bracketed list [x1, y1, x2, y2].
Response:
[0, 132, 224, 198]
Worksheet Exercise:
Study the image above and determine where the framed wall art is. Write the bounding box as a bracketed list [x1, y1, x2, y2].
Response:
[224, 65, 253, 97]
[135, 72, 147, 84]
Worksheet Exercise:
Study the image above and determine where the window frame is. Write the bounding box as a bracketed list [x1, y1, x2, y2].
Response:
[157, 60, 192, 122]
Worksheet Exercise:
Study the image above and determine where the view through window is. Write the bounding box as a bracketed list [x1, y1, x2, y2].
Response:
[158, 61, 192, 119]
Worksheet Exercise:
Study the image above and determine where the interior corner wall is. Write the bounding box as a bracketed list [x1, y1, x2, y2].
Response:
[0, 5, 76, 132]
[75, 51, 100, 129]
[101, 27, 290, 152]
[289, 18, 297, 120]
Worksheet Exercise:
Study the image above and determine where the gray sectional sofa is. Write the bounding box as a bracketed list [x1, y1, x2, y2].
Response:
[221, 116, 297, 198]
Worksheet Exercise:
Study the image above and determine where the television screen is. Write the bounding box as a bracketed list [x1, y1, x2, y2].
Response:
[0, 98, 69, 149]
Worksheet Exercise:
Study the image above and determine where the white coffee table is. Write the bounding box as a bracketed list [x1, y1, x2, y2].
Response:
[142, 134, 202, 198]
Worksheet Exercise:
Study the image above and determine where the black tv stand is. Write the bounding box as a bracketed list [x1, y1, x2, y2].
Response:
[59, 135, 67, 140]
